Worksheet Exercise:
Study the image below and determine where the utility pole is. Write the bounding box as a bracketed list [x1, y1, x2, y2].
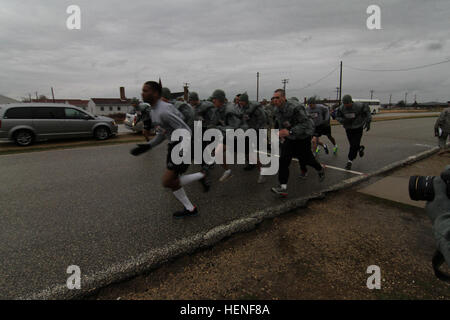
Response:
[28, 93, 32, 102]
[51, 87, 55, 103]
[335, 87, 340, 101]
[389, 94, 392, 106]
[35, 92, 38, 101]
[339, 61, 343, 104]
[282, 79, 289, 93]
[370, 90, 374, 100]
[256, 72, 260, 102]
[183, 83, 190, 101]
[405, 92, 408, 105]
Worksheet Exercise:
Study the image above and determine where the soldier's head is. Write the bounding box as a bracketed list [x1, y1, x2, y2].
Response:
[188, 92, 200, 106]
[211, 89, 226, 108]
[234, 94, 241, 105]
[161, 87, 171, 103]
[272, 89, 286, 108]
[238, 92, 249, 108]
[342, 95, 353, 108]
[307, 97, 317, 108]
[142, 81, 162, 105]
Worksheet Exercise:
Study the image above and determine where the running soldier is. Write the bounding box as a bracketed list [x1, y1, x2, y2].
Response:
[130, 81, 208, 218]
[306, 97, 338, 156]
[336, 94, 372, 170]
[435, 101, 450, 149]
[271, 89, 325, 197]
[210, 89, 242, 182]
[238, 92, 267, 183]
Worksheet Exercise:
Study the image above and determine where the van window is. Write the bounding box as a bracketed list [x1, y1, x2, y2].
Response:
[4, 107, 33, 119]
[65, 108, 87, 119]
[32, 107, 65, 119]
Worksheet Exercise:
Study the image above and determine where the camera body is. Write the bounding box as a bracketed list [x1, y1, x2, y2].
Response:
[409, 168, 450, 201]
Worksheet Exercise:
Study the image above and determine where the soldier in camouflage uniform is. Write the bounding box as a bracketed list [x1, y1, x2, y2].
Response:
[238, 92, 268, 183]
[210, 89, 242, 182]
[271, 89, 325, 197]
[435, 102, 450, 149]
[336, 95, 372, 170]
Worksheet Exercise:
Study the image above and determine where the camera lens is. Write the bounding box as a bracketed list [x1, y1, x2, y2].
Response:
[409, 176, 435, 201]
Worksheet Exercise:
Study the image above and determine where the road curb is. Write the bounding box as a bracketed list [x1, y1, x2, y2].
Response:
[22, 146, 440, 300]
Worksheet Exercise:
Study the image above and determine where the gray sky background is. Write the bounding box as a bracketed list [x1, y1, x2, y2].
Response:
[1, 0, 449, 103]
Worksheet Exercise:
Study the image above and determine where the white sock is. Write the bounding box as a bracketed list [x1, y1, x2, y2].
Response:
[179, 172, 205, 186]
[281, 184, 287, 189]
[172, 188, 195, 211]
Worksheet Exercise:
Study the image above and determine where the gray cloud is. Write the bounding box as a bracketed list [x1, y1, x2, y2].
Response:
[0, 0, 449, 103]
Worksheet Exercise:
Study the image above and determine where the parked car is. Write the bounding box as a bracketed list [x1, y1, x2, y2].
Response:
[0, 103, 118, 146]
[123, 110, 143, 133]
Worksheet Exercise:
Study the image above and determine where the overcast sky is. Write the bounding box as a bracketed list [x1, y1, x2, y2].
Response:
[1, 0, 449, 103]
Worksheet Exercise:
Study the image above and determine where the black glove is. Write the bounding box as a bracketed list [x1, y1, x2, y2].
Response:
[130, 143, 151, 156]
[364, 122, 371, 132]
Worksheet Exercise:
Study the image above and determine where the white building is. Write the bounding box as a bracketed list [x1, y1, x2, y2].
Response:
[87, 87, 134, 116]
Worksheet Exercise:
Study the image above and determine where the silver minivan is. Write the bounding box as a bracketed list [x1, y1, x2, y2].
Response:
[0, 103, 118, 146]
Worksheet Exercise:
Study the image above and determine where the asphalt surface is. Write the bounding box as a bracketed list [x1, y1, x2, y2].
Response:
[0, 117, 439, 299]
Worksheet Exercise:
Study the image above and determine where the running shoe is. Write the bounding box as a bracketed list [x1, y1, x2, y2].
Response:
[318, 167, 325, 182]
[173, 206, 198, 219]
[219, 169, 232, 182]
[359, 146, 365, 158]
[333, 145, 338, 155]
[323, 144, 329, 155]
[271, 185, 288, 197]
[345, 161, 352, 170]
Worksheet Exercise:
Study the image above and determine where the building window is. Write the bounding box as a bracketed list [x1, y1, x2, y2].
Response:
[118, 107, 121, 111]
[100, 107, 104, 111]
[109, 107, 113, 111]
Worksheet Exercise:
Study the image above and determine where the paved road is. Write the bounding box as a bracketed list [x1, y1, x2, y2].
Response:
[0, 118, 439, 299]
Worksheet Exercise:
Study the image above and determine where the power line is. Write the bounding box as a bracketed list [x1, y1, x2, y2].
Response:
[296, 66, 339, 90]
[345, 58, 450, 72]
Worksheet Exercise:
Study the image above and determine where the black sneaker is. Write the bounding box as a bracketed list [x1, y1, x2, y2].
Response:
[173, 206, 198, 219]
[345, 161, 352, 170]
[318, 167, 325, 182]
[359, 146, 365, 158]
[271, 186, 288, 197]
[199, 170, 211, 192]
[323, 144, 329, 155]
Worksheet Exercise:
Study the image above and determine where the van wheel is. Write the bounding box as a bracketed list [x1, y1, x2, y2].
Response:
[94, 126, 110, 140]
[14, 130, 35, 146]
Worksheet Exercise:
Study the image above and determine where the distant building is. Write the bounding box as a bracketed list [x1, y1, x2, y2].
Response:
[0, 95, 19, 104]
[31, 98, 89, 110]
[87, 87, 133, 116]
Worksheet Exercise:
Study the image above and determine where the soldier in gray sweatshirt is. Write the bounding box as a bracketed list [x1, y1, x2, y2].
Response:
[435, 102, 450, 149]
[306, 97, 338, 158]
[130, 81, 209, 219]
[336, 95, 372, 170]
